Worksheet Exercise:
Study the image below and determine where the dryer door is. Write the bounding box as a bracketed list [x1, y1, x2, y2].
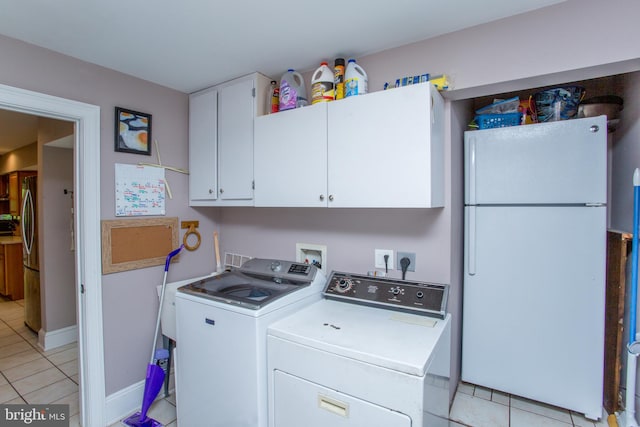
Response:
[274, 370, 411, 427]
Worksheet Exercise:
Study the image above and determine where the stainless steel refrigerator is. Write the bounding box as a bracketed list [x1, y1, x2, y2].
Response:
[462, 116, 607, 420]
[22, 175, 40, 332]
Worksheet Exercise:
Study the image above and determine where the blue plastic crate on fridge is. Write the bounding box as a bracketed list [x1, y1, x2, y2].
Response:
[475, 112, 523, 129]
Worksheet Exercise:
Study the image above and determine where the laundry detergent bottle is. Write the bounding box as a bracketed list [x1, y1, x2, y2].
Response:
[266, 80, 279, 114]
[334, 58, 345, 100]
[279, 69, 308, 111]
[345, 59, 368, 97]
[311, 62, 335, 104]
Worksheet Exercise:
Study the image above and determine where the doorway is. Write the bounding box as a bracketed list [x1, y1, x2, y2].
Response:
[0, 83, 105, 426]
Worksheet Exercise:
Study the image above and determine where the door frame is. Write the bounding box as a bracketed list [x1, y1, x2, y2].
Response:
[0, 83, 105, 425]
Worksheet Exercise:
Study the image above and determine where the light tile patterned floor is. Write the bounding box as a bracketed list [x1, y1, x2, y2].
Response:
[449, 382, 611, 427]
[0, 297, 83, 424]
[1, 296, 177, 427]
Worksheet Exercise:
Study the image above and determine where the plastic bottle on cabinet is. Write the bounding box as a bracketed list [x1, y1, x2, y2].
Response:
[334, 58, 345, 100]
[311, 62, 335, 104]
[345, 59, 368, 97]
[266, 80, 279, 114]
[279, 69, 308, 111]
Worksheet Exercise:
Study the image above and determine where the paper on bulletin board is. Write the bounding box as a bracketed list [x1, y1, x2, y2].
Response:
[115, 163, 166, 216]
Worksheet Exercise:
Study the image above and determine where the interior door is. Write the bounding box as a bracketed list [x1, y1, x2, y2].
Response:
[274, 370, 411, 427]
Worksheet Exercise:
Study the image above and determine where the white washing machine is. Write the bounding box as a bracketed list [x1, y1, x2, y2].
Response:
[175, 258, 326, 427]
[267, 271, 451, 427]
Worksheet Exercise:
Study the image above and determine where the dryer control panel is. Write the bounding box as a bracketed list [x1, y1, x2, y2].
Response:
[324, 272, 448, 319]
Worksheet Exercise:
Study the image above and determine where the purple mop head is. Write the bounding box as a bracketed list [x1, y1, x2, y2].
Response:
[121, 412, 163, 427]
[122, 365, 166, 426]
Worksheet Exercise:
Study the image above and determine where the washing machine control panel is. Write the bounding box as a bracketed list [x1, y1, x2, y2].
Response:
[324, 272, 448, 318]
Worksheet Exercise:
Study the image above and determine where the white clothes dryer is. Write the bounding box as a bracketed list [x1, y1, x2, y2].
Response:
[267, 271, 451, 427]
[175, 259, 326, 427]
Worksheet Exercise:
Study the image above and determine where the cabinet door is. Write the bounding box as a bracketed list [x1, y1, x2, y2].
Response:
[0, 248, 6, 296]
[189, 87, 218, 202]
[8, 172, 19, 215]
[217, 77, 255, 201]
[327, 83, 444, 208]
[5, 243, 23, 300]
[254, 104, 328, 207]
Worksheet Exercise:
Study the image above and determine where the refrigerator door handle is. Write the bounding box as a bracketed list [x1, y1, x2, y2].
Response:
[468, 136, 477, 205]
[467, 206, 476, 276]
[21, 188, 34, 255]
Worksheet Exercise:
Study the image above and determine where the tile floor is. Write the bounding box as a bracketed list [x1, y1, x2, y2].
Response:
[449, 382, 611, 427]
[0, 297, 82, 424]
[0, 295, 178, 427]
[3, 296, 612, 427]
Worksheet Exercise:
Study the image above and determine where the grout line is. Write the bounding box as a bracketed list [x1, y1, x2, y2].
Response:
[0, 309, 79, 402]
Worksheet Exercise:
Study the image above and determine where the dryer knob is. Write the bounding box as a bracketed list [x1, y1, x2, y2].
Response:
[335, 278, 353, 293]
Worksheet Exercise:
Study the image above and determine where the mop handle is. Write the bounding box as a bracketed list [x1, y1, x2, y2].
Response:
[151, 244, 185, 364]
[165, 245, 184, 272]
[630, 169, 640, 344]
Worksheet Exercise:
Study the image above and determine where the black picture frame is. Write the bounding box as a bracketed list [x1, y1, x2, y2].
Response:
[115, 107, 152, 155]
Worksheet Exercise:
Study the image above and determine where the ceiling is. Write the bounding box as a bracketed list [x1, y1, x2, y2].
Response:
[0, 0, 565, 94]
[0, 0, 565, 154]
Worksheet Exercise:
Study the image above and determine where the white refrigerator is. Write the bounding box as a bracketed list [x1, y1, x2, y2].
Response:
[462, 116, 607, 420]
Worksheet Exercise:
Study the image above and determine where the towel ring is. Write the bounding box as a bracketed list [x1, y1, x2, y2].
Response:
[182, 224, 201, 251]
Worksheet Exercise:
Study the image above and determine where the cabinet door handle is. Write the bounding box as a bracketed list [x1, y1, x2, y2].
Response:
[219, 188, 224, 194]
[208, 189, 213, 194]
[328, 195, 334, 202]
[319, 194, 325, 201]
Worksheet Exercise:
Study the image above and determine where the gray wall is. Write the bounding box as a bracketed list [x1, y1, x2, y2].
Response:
[0, 35, 219, 395]
[611, 71, 640, 232]
[40, 145, 75, 331]
[37, 117, 76, 333]
[0, 0, 638, 401]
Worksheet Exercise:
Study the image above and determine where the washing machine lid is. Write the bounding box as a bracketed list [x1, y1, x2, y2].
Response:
[268, 299, 450, 376]
[178, 259, 320, 310]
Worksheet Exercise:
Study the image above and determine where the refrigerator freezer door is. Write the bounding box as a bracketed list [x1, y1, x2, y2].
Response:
[462, 205, 605, 419]
[465, 116, 607, 205]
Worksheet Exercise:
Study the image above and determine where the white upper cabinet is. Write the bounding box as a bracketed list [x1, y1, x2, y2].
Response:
[328, 82, 444, 208]
[189, 86, 217, 201]
[253, 83, 444, 208]
[254, 103, 328, 207]
[189, 73, 271, 206]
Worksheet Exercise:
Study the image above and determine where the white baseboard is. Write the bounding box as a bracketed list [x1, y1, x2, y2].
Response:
[106, 379, 145, 426]
[38, 324, 78, 351]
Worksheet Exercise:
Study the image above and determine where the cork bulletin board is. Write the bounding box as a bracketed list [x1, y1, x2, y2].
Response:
[101, 217, 179, 274]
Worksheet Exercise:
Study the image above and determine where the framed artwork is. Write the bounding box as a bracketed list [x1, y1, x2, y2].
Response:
[115, 107, 152, 155]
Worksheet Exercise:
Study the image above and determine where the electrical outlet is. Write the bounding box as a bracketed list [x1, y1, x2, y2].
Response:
[397, 252, 416, 272]
[374, 249, 394, 270]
